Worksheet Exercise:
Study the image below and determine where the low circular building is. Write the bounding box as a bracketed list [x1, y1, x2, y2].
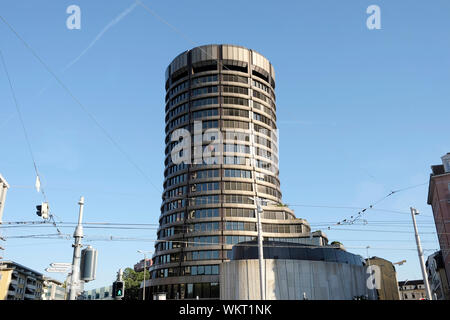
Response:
[220, 241, 375, 300]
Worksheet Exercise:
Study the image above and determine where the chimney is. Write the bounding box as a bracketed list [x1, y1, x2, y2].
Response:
[442, 153, 450, 173]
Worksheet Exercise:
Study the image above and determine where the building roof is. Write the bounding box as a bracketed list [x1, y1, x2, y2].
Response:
[0, 260, 44, 277]
[0, 173, 9, 188]
[231, 240, 365, 266]
[426, 250, 444, 269]
[427, 155, 450, 204]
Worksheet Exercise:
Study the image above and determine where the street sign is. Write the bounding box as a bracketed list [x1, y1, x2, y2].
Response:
[50, 262, 71, 268]
[46, 267, 71, 273]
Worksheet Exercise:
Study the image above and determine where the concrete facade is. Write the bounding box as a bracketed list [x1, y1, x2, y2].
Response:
[220, 259, 373, 300]
[427, 153, 450, 289]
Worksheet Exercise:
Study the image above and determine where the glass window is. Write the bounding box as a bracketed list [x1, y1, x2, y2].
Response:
[202, 283, 211, 298]
[187, 283, 194, 299]
[197, 265, 204, 275]
[194, 283, 202, 299]
[204, 265, 212, 275]
[212, 265, 219, 275]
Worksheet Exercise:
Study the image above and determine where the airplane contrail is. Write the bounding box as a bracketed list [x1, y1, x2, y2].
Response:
[37, 1, 138, 97]
[62, 1, 138, 72]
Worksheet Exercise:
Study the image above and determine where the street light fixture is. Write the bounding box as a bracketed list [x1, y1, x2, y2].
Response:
[137, 250, 152, 301]
[393, 260, 406, 266]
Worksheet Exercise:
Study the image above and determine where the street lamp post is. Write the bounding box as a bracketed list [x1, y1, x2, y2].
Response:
[0, 173, 9, 224]
[255, 197, 265, 300]
[68, 196, 85, 300]
[249, 195, 278, 300]
[137, 250, 152, 300]
[410, 207, 433, 300]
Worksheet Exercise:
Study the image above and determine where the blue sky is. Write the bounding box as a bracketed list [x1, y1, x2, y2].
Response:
[0, 0, 449, 290]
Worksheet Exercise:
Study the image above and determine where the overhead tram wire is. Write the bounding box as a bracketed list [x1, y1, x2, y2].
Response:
[1, 233, 441, 253]
[2, 7, 434, 225]
[0, 51, 46, 203]
[1, 222, 445, 235]
[0, 49, 63, 236]
[134, 0, 438, 247]
[0, 8, 255, 200]
[0, 217, 440, 229]
[0, 14, 162, 196]
[136, 0, 249, 75]
[0, 49, 45, 201]
[299, 182, 431, 229]
[1, 6, 281, 205]
[3, 9, 430, 234]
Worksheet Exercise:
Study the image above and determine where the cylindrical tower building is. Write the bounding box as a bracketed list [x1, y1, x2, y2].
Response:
[148, 44, 325, 300]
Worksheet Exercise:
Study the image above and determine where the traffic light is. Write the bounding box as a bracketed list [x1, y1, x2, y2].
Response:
[112, 281, 124, 298]
[36, 202, 49, 219]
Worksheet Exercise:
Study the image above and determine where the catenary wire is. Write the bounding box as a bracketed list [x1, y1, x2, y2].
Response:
[0, 13, 162, 196]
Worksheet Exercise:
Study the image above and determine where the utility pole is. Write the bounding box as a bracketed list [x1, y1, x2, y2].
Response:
[0, 173, 9, 224]
[410, 207, 433, 300]
[68, 196, 85, 300]
[137, 250, 152, 300]
[252, 195, 265, 300]
[0, 174, 7, 258]
[142, 258, 146, 301]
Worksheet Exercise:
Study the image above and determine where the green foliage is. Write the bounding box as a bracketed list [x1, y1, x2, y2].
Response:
[122, 267, 150, 300]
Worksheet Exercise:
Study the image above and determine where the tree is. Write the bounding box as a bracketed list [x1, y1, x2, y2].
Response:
[122, 267, 150, 300]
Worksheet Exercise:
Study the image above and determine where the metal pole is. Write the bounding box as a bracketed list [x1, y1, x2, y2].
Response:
[0, 174, 9, 224]
[255, 197, 265, 300]
[138, 250, 151, 300]
[410, 207, 433, 300]
[143, 253, 146, 301]
[68, 196, 84, 300]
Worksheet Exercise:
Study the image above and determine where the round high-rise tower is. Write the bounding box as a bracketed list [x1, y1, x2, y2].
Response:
[148, 45, 320, 300]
